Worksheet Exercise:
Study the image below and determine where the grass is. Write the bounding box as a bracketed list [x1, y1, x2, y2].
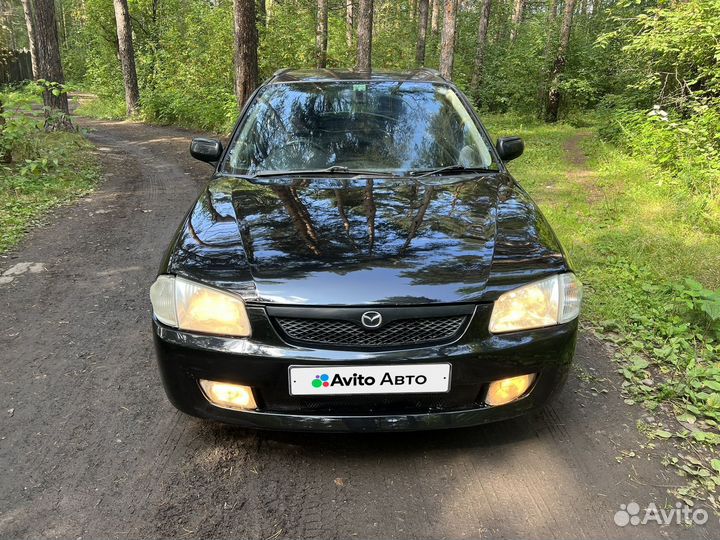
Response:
[73, 94, 127, 120]
[0, 85, 101, 253]
[485, 113, 720, 510]
[0, 132, 100, 253]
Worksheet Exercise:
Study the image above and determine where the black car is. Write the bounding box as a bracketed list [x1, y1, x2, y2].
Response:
[150, 68, 582, 432]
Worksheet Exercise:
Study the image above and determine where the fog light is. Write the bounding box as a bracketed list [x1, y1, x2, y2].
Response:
[485, 374, 536, 406]
[199, 379, 257, 411]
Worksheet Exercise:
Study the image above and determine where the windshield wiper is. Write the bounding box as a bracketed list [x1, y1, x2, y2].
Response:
[250, 166, 398, 178]
[408, 164, 496, 177]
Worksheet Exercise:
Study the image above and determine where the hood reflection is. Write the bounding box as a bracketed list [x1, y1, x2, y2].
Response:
[167, 174, 568, 305]
[232, 176, 496, 305]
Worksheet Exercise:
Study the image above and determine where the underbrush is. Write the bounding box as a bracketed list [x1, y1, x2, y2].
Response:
[0, 84, 100, 253]
[139, 86, 237, 133]
[600, 104, 720, 222]
[74, 90, 236, 133]
[74, 94, 127, 120]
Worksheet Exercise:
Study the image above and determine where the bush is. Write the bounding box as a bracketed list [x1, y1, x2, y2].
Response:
[74, 95, 127, 120]
[600, 104, 720, 203]
[0, 84, 100, 252]
[0, 83, 44, 162]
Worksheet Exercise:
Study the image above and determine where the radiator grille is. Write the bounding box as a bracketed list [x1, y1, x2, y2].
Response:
[274, 315, 466, 348]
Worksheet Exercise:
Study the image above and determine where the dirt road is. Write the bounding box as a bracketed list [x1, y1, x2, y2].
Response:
[0, 117, 716, 539]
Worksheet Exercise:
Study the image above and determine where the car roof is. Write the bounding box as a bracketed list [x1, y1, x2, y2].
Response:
[267, 68, 448, 85]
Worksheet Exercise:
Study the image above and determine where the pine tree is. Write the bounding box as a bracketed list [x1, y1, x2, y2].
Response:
[113, 0, 140, 115]
[356, 0, 373, 71]
[439, 0, 458, 79]
[233, 0, 258, 108]
[545, 0, 577, 121]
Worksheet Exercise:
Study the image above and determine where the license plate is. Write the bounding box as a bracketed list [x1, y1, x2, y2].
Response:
[288, 364, 451, 396]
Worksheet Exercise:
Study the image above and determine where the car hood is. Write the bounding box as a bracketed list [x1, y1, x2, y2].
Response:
[166, 174, 568, 305]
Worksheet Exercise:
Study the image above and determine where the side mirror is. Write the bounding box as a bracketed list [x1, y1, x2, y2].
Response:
[190, 138, 223, 164]
[496, 136, 524, 162]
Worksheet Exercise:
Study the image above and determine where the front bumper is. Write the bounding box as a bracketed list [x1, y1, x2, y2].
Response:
[153, 304, 578, 432]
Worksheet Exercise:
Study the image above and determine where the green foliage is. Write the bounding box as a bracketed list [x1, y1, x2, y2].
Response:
[600, 0, 720, 104]
[371, 1, 418, 71]
[0, 83, 44, 161]
[675, 279, 720, 338]
[600, 105, 720, 205]
[64, 0, 625, 131]
[57, 0, 718, 181]
[0, 84, 99, 253]
[138, 0, 237, 130]
[260, 1, 322, 74]
[596, 0, 720, 205]
[455, 4, 624, 116]
[0, 5, 28, 50]
[74, 95, 128, 120]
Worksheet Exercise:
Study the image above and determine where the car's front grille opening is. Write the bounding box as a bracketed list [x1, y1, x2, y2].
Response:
[273, 315, 467, 348]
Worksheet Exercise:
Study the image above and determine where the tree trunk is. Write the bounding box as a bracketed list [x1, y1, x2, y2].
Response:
[536, 0, 558, 115]
[356, 0, 373, 72]
[469, 0, 491, 102]
[430, 0, 440, 33]
[113, 0, 141, 116]
[20, 0, 39, 78]
[32, 0, 72, 125]
[233, 0, 258, 109]
[346, 0, 353, 46]
[509, 0, 524, 42]
[545, 0, 577, 122]
[438, 0, 457, 79]
[316, 0, 328, 68]
[57, 0, 65, 45]
[415, 0, 429, 66]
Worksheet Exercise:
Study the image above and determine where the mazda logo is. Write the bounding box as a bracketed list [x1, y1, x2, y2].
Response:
[360, 311, 383, 329]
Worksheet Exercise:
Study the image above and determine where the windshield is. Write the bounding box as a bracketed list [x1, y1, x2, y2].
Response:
[221, 81, 497, 176]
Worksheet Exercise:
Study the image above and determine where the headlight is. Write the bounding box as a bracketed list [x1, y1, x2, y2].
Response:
[150, 275, 251, 337]
[489, 273, 582, 333]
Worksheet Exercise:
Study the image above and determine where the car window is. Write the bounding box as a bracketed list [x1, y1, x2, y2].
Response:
[222, 81, 496, 176]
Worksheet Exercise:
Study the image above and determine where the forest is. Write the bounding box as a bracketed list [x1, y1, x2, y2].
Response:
[1, 0, 718, 203]
[2, 0, 720, 513]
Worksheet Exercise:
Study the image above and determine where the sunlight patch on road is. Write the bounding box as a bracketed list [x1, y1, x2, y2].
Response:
[97, 266, 142, 276]
[0, 262, 46, 285]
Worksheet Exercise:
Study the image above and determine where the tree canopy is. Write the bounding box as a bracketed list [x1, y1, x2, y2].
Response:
[2, 0, 718, 196]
